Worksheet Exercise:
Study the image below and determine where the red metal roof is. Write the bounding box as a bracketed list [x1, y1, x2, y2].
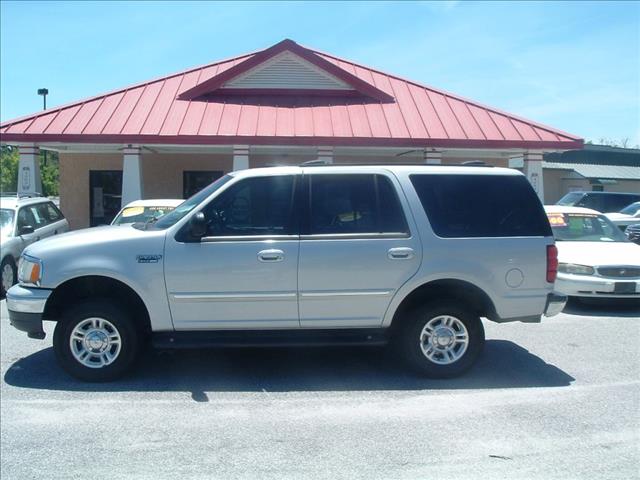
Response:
[0, 39, 583, 149]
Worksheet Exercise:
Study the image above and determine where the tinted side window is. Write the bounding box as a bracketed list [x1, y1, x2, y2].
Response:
[17, 207, 36, 229]
[201, 175, 296, 236]
[410, 174, 551, 237]
[307, 174, 408, 235]
[28, 205, 48, 229]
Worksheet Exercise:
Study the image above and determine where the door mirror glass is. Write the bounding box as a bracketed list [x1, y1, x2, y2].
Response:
[189, 212, 207, 239]
[19, 225, 35, 236]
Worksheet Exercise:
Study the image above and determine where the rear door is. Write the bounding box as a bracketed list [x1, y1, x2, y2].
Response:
[298, 171, 421, 328]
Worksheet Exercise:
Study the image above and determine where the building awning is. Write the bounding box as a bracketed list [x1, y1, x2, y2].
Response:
[0, 39, 583, 150]
[543, 162, 640, 181]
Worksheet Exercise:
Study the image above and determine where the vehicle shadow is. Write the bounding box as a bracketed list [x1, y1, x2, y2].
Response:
[4, 339, 574, 395]
[563, 297, 640, 317]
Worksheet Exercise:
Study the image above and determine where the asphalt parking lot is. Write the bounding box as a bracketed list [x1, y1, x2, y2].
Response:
[0, 298, 638, 480]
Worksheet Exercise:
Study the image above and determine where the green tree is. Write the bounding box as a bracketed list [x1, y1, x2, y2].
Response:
[0, 146, 59, 196]
[0, 146, 19, 193]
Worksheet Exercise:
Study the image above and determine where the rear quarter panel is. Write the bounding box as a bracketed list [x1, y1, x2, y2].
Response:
[383, 170, 553, 326]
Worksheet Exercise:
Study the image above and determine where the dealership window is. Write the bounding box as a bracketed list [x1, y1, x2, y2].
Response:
[183, 171, 223, 198]
[89, 170, 122, 226]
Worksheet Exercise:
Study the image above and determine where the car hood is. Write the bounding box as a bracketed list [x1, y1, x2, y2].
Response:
[556, 241, 640, 267]
[25, 224, 165, 258]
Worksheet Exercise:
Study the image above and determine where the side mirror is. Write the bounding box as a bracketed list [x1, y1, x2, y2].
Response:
[189, 212, 207, 239]
[18, 225, 35, 236]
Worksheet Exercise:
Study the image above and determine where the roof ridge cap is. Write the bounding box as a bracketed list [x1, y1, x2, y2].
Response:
[310, 47, 582, 143]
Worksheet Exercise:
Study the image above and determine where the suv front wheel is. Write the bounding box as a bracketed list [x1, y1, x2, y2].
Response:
[397, 301, 485, 378]
[53, 300, 140, 381]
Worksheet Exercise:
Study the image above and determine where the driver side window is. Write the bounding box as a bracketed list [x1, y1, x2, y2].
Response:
[201, 175, 297, 237]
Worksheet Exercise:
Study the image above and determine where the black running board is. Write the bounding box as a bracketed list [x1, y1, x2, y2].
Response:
[152, 328, 389, 349]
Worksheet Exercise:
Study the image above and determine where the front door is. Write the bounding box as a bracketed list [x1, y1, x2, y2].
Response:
[298, 172, 421, 328]
[164, 174, 300, 330]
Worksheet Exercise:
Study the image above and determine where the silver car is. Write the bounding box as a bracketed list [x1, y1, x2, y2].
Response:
[1, 195, 69, 295]
[6, 165, 566, 381]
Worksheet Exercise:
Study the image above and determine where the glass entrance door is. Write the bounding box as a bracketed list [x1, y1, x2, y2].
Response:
[89, 170, 122, 226]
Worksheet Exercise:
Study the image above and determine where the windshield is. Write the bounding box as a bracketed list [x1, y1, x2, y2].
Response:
[547, 212, 629, 242]
[0, 208, 15, 236]
[153, 175, 233, 230]
[620, 202, 640, 216]
[112, 205, 177, 225]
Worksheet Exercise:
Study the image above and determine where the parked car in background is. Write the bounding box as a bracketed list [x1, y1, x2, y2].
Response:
[545, 205, 640, 301]
[1, 194, 69, 295]
[625, 224, 640, 245]
[6, 165, 565, 381]
[556, 191, 640, 213]
[605, 201, 640, 230]
[111, 199, 183, 226]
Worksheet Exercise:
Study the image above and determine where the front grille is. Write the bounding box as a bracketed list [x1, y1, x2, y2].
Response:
[597, 267, 640, 278]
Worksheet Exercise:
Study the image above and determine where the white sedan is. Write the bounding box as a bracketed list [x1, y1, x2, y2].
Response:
[545, 205, 640, 300]
[111, 199, 183, 226]
[605, 201, 640, 229]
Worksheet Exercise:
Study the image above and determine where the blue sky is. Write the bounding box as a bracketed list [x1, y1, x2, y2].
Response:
[1, 1, 638, 145]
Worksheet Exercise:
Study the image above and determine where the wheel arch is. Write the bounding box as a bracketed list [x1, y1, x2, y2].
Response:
[43, 275, 151, 334]
[388, 278, 498, 329]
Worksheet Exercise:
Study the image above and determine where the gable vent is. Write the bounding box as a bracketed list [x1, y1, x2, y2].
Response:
[222, 51, 354, 91]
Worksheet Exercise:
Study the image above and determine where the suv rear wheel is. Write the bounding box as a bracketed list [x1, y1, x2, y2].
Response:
[53, 300, 140, 381]
[396, 301, 485, 378]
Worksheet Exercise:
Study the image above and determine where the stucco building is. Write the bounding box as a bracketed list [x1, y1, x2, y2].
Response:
[1, 39, 584, 229]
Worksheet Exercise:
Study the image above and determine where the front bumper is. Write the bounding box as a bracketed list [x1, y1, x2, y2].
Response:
[555, 273, 640, 299]
[6, 284, 51, 339]
[544, 292, 567, 317]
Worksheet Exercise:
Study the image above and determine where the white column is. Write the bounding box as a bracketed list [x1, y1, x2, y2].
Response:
[233, 145, 250, 171]
[523, 150, 545, 201]
[17, 145, 43, 195]
[423, 148, 442, 164]
[317, 146, 334, 164]
[122, 146, 143, 207]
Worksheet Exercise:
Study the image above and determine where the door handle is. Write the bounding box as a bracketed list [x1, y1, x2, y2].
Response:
[388, 247, 415, 260]
[258, 249, 284, 262]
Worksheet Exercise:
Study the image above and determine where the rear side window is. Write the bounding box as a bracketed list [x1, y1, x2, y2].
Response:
[307, 174, 408, 235]
[410, 174, 551, 237]
[44, 202, 64, 222]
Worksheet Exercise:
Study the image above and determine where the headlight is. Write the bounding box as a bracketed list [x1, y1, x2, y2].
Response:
[558, 263, 594, 275]
[18, 255, 43, 286]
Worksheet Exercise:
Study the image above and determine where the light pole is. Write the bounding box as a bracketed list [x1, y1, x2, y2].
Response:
[37, 88, 48, 110]
[37, 88, 48, 168]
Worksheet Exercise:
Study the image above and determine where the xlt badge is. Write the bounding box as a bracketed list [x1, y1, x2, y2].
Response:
[137, 255, 162, 264]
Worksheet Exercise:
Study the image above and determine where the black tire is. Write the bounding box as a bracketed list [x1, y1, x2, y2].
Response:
[53, 300, 140, 382]
[1, 256, 17, 297]
[395, 301, 485, 378]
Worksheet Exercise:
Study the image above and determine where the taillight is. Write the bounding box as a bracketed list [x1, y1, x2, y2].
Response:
[547, 244, 558, 283]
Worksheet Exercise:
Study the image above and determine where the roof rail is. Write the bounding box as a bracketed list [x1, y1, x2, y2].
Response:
[300, 159, 333, 166]
[0, 192, 44, 198]
[295, 161, 495, 168]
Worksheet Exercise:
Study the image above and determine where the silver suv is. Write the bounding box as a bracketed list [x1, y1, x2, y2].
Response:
[1, 194, 69, 296]
[6, 165, 565, 381]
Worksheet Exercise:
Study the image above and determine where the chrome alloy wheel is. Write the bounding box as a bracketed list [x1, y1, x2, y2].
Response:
[2, 262, 15, 292]
[69, 317, 122, 368]
[419, 315, 469, 365]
